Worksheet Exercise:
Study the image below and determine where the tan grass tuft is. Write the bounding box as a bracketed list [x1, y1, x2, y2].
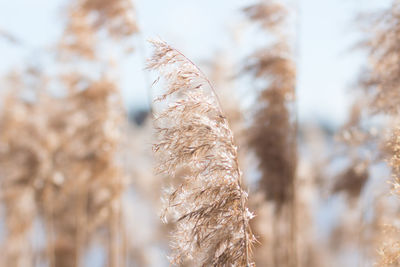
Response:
[148, 40, 255, 267]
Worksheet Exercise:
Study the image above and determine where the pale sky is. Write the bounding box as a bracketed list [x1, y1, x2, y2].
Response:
[0, 0, 392, 127]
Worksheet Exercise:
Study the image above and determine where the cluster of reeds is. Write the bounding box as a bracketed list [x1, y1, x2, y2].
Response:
[2, 0, 400, 266]
[148, 40, 255, 266]
[0, 0, 139, 266]
[334, 0, 400, 265]
[241, 1, 299, 266]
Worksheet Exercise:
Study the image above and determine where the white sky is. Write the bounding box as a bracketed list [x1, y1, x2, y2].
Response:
[0, 0, 392, 127]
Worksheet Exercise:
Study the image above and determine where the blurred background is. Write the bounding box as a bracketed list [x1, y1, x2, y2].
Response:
[0, 0, 399, 266]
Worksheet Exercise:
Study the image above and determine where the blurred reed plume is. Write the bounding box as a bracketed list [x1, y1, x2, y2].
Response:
[359, 0, 400, 116]
[60, 0, 138, 58]
[0, 70, 127, 267]
[349, 0, 400, 265]
[44, 77, 125, 267]
[334, 101, 371, 202]
[243, 1, 298, 266]
[76, 0, 138, 38]
[37, 0, 138, 265]
[244, 0, 297, 212]
[0, 68, 46, 267]
[0, 0, 138, 266]
[331, 161, 368, 199]
[336, 0, 400, 190]
[148, 40, 255, 266]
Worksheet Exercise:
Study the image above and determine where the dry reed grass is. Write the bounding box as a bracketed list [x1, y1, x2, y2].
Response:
[243, 1, 298, 266]
[148, 40, 255, 267]
[2, 0, 400, 266]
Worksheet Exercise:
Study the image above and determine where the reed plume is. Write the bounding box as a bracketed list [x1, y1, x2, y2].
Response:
[0, 97, 38, 267]
[359, 0, 400, 115]
[148, 40, 255, 266]
[244, 0, 297, 212]
[0, 68, 50, 267]
[333, 99, 373, 201]
[377, 127, 400, 266]
[0, 68, 127, 267]
[78, 0, 138, 39]
[351, 1, 400, 264]
[377, 225, 400, 267]
[0, 0, 139, 265]
[60, 0, 138, 59]
[39, 0, 139, 265]
[243, 1, 297, 266]
[335, 1, 400, 200]
[40, 76, 125, 267]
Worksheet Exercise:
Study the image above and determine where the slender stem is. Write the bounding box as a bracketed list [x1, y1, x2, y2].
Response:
[236, 158, 251, 266]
